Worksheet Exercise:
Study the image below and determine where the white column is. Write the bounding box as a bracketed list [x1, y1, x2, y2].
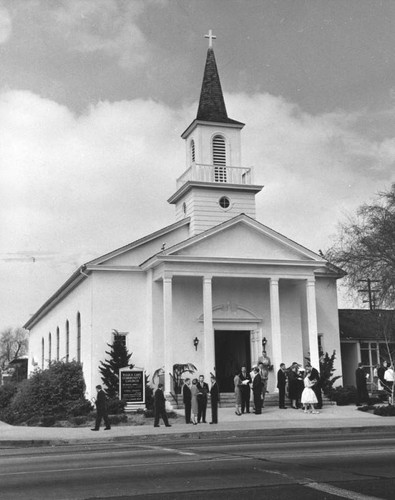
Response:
[306, 277, 320, 370]
[270, 278, 282, 371]
[146, 269, 154, 372]
[163, 276, 173, 394]
[203, 276, 215, 379]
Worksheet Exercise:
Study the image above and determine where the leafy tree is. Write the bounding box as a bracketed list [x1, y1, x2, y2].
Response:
[325, 184, 395, 307]
[0, 327, 29, 370]
[98, 330, 134, 398]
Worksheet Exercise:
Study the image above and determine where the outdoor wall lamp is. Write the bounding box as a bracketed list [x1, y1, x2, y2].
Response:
[262, 337, 267, 349]
[193, 337, 199, 351]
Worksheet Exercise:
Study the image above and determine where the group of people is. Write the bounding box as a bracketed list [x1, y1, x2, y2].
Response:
[277, 362, 322, 413]
[356, 360, 395, 406]
[231, 360, 322, 416]
[181, 374, 220, 425]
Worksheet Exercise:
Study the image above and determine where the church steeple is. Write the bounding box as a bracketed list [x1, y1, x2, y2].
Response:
[170, 31, 263, 237]
[196, 33, 242, 126]
[185, 30, 244, 132]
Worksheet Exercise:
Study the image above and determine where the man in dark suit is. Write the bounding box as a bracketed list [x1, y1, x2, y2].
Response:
[210, 375, 220, 424]
[197, 375, 209, 423]
[182, 378, 192, 424]
[308, 364, 323, 409]
[355, 363, 369, 406]
[91, 385, 111, 431]
[240, 366, 251, 413]
[252, 367, 263, 414]
[154, 383, 172, 427]
[277, 363, 287, 409]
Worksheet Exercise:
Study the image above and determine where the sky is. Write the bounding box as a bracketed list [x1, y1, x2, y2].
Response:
[1, 0, 395, 332]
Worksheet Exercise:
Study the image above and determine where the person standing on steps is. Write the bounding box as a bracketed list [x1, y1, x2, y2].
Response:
[153, 383, 172, 428]
[91, 385, 111, 431]
[210, 375, 220, 424]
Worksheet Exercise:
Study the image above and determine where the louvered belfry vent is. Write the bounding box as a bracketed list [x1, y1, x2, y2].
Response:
[213, 135, 227, 182]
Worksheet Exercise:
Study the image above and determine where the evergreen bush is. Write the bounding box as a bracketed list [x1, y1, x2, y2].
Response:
[5, 361, 92, 424]
[98, 331, 133, 399]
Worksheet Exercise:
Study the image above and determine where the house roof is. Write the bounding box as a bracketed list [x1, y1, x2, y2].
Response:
[339, 309, 395, 341]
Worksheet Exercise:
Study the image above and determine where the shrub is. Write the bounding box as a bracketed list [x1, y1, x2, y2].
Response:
[40, 415, 56, 427]
[5, 361, 91, 424]
[108, 413, 128, 425]
[69, 415, 89, 426]
[329, 385, 357, 406]
[373, 405, 395, 417]
[0, 382, 18, 422]
[106, 397, 126, 415]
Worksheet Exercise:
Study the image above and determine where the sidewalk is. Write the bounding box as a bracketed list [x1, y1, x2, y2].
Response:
[1, 405, 395, 447]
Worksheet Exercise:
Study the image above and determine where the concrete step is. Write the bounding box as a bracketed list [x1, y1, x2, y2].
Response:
[168, 392, 331, 410]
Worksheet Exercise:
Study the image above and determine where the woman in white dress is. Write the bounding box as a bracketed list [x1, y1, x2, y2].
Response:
[301, 368, 319, 414]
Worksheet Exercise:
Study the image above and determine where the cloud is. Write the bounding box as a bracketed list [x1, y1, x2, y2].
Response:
[0, 3, 12, 44]
[1, 88, 395, 328]
[49, 0, 159, 69]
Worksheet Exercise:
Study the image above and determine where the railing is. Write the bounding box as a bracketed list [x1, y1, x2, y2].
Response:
[169, 373, 178, 405]
[176, 163, 254, 189]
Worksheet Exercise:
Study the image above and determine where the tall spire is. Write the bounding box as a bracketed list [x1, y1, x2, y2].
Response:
[196, 30, 243, 125]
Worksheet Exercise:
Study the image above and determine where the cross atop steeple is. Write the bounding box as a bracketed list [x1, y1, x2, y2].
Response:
[204, 29, 216, 48]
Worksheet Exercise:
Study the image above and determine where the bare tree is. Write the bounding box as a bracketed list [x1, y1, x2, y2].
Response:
[326, 184, 395, 404]
[326, 183, 395, 307]
[0, 327, 29, 370]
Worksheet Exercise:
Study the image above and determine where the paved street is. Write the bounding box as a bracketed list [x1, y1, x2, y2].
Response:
[1, 430, 395, 499]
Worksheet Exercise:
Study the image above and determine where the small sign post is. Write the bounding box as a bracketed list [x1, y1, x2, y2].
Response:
[119, 367, 145, 412]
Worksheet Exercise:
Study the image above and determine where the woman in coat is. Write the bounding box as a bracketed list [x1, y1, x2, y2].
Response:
[190, 378, 199, 425]
[234, 371, 242, 416]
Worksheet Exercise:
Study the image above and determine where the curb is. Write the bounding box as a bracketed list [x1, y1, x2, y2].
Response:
[2, 424, 395, 448]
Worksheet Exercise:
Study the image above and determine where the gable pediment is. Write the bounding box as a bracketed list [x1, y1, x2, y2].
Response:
[169, 218, 319, 262]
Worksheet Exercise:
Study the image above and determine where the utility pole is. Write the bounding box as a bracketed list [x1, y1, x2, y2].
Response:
[358, 278, 380, 310]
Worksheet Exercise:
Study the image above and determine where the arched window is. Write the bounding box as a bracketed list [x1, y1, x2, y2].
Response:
[66, 320, 69, 362]
[77, 312, 81, 363]
[48, 332, 52, 363]
[190, 139, 195, 163]
[41, 338, 45, 369]
[212, 135, 227, 182]
[56, 327, 60, 361]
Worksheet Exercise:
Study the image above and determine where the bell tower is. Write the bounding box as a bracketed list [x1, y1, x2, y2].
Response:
[168, 30, 263, 236]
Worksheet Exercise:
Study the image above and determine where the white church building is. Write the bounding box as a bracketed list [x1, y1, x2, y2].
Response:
[25, 34, 343, 398]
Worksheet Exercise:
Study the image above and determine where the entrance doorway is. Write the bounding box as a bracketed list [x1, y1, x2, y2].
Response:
[215, 330, 251, 392]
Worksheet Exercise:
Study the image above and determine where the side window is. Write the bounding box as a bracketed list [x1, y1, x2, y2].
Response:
[190, 139, 195, 163]
[77, 312, 81, 363]
[66, 320, 70, 362]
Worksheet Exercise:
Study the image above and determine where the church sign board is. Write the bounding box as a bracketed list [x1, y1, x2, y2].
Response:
[119, 367, 145, 411]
